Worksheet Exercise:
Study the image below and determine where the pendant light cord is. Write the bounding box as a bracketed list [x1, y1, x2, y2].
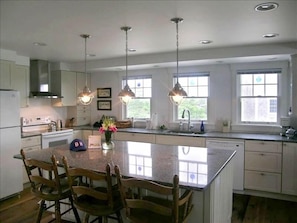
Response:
[125, 28, 128, 85]
[176, 20, 179, 83]
[84, 36, 88, 87]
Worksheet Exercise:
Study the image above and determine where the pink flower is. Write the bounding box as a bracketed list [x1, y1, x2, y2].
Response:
[98, 118, 118, 133]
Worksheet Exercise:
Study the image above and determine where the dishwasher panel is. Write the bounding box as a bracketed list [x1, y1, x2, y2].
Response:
[206, 138, 244, 191]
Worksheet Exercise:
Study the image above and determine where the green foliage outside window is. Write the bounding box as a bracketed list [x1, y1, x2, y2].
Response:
[178, 98, 207, 120]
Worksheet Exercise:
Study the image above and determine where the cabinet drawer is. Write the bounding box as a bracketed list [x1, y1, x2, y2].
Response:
[77, 106, 90, 112]
[245, 140, 282, 153]
[245, 151, 282, 173]
[155, 135, 205, 147]
[21, 136, 41, 147]
[21, 145, 41, 152]
[114, 132, 155, 143]
[74, 116, 91, 126]
[245, 170, 281, 193]
[77, 109, 90, 116]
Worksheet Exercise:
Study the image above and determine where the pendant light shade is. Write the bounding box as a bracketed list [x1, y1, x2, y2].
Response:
[168, 17, 187, 106]
[78, 34, 94, 105]
[118, 26, 135, 105]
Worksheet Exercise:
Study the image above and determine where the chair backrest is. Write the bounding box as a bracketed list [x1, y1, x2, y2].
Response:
[114, 165, 193, 223]
[62, 156, 114, 208]
[20, 149, 65, 200]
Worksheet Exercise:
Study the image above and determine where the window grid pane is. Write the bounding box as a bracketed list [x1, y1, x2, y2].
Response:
[239, 72, 279, 123]
[123, 77, 152, 119]
[174, 74, 209, 121]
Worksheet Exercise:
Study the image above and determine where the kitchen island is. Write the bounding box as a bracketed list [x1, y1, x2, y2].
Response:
[17, 140, 235, 223]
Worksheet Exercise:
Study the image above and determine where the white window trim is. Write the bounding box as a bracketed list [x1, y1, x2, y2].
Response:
[173, 72, 210, 122]
[231, 61, 289, 129]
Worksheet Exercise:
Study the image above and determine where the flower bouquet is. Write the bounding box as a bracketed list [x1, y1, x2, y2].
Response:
[99, 117, 117, 149]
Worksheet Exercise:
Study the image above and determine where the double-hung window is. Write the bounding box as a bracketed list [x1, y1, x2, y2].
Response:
[123, 76, 152, 119]
[175, 73, 209, 121]
[237, 69, 280, 123]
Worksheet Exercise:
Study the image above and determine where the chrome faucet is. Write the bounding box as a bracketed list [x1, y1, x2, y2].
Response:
[182, 109, 193, 131]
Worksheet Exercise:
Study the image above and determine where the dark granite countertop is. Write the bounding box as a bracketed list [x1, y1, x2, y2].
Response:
[74, 126, 297, 143]
[15, 141, 236, 191]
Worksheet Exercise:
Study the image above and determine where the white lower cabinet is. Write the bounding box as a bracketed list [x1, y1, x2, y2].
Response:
[244, 140, 282, 193]
[282, 142, 297, 195]
[155, 135, 206, 147]
[244, 170, 281, 193]
[114, 132, 155, 143]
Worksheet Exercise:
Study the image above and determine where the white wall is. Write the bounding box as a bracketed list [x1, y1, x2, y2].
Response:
[20, 99, 67, 125]
[90, 60, 292, 133]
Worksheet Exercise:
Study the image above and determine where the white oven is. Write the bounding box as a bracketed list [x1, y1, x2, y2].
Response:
[42, 129, 73, 149]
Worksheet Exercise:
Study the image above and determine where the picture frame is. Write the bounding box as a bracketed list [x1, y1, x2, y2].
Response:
[97, 100, 112, 110]
[97, 88, 111, 98]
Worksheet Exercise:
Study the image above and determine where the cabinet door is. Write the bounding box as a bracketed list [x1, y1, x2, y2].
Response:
[0, 60, 13, 89]
[11, 65, 29, 107]
[52, 70, 77, 106]
[62, 71, 76, 105]
[81, 130, 93, 145]
[245, 151, 282, 173]
[245, 170, 281, 193]
[114, 132, 155, 143]
[155, 135, 206, 147]
[245, 140, 282, 153]
[282, 142, 297, 195]
[73, 130, 82, 139]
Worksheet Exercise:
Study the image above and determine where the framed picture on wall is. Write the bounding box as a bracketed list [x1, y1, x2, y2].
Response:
[97, 100, 112, 110]
[97, 88, 111, 98]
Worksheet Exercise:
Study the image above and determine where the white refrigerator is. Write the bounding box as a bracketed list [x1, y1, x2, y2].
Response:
[0, 90, 23, 199]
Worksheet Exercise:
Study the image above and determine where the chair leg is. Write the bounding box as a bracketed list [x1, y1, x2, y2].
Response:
[84, 213, 90, 223]
[55, 201, 62, 222]
[69, 195, 81, 223]
[116, 211, 123, 223]
[36, 200, 45, 223]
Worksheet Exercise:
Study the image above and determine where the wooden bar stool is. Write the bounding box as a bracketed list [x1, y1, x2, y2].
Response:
[62, 157, 123, 223]
[20, 149, 81, 223]
[115, 165, 194, 223]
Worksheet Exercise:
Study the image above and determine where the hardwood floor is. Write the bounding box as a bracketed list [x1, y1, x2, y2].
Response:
[1, 188, 297, 223]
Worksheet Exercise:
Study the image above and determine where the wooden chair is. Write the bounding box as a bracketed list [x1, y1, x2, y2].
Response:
[114, 165, 194, 223]
[20, 149, 81, 223]
[62, 156, 123, 223]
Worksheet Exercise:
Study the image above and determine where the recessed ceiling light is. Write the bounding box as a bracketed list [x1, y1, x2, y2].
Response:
[263, 33, 279, 38]
[33, 42, 47, 46]
[200, 40, 212, 44]
[255, 2, 279, 12]
[128, 48, 136, 52]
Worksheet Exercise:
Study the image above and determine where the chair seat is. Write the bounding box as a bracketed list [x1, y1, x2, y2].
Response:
[128, 209, 172, 223]
[75, 194, 122, 216]
[33, 178, 72, 201]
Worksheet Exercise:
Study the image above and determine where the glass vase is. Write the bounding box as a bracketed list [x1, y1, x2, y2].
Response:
[102, 131, 114, 150]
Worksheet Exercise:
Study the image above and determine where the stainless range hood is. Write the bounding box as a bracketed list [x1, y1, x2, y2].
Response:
[29, 60, 63, 98]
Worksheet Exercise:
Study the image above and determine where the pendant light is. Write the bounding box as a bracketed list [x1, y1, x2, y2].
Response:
[118, 26, 135, 105]
[168, 17, 187, 106]
[78, 34, 94, 105]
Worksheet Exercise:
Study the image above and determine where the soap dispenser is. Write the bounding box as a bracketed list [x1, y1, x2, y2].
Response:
[200, 121, 204, 133]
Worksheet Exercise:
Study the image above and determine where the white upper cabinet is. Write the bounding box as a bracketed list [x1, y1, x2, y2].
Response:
[51, 70, 77, 106]
[0, 60, 14, 89]
[11, 64, 29, 107]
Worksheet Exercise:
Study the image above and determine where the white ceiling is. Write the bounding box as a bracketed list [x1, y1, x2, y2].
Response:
[1, 0, 297, 71]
